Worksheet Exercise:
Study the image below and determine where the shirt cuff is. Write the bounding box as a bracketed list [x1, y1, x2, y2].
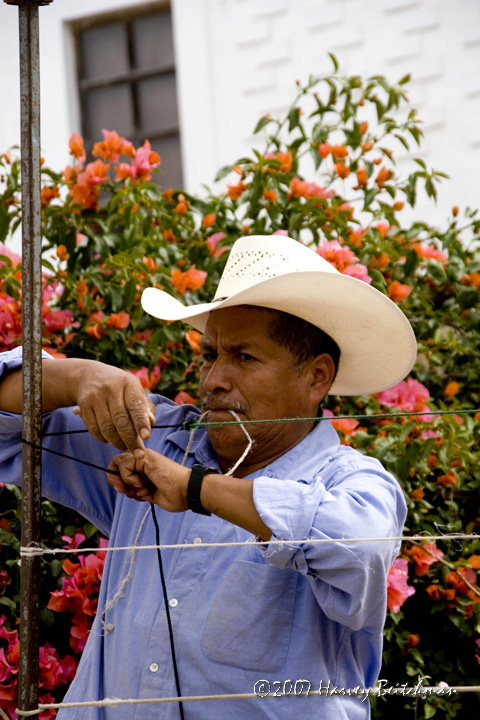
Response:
[0, 346, 53, 380]
[253, 475, 329, 568]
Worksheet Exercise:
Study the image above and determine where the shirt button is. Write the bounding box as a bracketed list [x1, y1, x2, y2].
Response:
[149, 663, 159, 673]
[193, 537, 202, 544]
[169, 598, 178, 607]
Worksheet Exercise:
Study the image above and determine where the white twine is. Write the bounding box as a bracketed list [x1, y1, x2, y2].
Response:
[19, 533, 480, 557]
[13, 684, 480, 716]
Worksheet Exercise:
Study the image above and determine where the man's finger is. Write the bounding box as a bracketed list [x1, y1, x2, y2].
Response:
[125, 382, 153, 442]
[107, 394, 144, 453]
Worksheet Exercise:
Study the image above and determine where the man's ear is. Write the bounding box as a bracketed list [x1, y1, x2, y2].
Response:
[309, 353, 336, 405]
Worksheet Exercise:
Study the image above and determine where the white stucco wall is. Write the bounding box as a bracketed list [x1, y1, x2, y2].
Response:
[0, 0, 479, 248]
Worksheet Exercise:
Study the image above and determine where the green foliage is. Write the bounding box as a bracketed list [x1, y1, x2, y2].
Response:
[1, 59, 480, 718]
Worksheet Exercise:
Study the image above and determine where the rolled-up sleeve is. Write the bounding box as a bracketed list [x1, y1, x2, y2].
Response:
[253, 453, 406, 631]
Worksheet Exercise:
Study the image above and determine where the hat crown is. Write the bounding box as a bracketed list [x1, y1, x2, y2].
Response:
[214, 235, 337, 300]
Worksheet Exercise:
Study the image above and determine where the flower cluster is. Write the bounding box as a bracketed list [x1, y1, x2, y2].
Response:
[0, 615, 77, 719]
[47, 537, 108, 653]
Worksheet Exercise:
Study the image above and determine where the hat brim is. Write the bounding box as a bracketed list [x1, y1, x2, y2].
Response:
[141, 272, 417, 396]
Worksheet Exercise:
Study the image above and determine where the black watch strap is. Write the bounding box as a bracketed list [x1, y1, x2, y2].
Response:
[187, 464, 217, 516]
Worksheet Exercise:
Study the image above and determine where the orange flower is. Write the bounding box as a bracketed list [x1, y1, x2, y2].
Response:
[369, 253, 390, 270]
[163, 228, 177, 243]
[263, 189, 277, 203]
[92, 129, 134, 162]
[409, 488, 425, 501]
[407, 634, 419, 648]
[163, 188, 174, 203]
[445, 567, 477, 595]
[333, 162, 350, 179]
[471, 272, 480, 288]
[393, 201, 404, 211]
[142, 256, 158, 273]
[468, 555, 480, 569]
[76, 280, 88, 296]
[388, 281, 411, 302]
[408, 542, 444, 576]
[318, 143, 332, 158]
[56, 245, 68, 261]
[227, 182, 247, 200]
[175, 194, 189, 215]
[171, 265, 207, 296]
[444, 381, 459, 397]
[348, 229, 364, 247]
[185, 330, 202, 357]
[174, 391, 197, 405]
[362, 141, 373, 152]
[68, 133, 86, 163]
[427, 453, 438, 469]
[106, 311, 130, 330]
[426, 584, 441, 601]
[355, 167, 368, 187]
[41, 185, 60, 208]
[202, 213, 217, 228]
[359, 122, 368, 135]
[332, 145, 348, 159]
[436, 471, 457, 486]
[375, 166, 393, 188]
[452, 205, 459, 217]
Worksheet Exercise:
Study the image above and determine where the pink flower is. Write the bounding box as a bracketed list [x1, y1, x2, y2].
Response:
[115, 140, 160, 183]
[420, 430, 441, 440]
[207, 232, 228, 258]
[62, 531, 87, 550]
[344, 263, 372, 284]
[323, 408, 359, 436]
[317, 240, 359, 273]
[387, 558, 415, 613]
[376, 378, 433, 421]
[43, 309, 77, 333]
[272, 229, 290, 236]
[0, 244, 21, 267]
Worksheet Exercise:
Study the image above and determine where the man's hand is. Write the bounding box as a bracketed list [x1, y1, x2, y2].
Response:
[106, 450, 190, 512]
[70, 362, 156, 452]
[0, 357, 155, 453]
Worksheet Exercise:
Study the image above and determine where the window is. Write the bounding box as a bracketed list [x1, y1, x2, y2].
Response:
[74, 4, 182, 189]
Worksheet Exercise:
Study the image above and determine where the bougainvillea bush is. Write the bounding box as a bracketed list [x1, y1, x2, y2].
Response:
[1, 56, 480, 718]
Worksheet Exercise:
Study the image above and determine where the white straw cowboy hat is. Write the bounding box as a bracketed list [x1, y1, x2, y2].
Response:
[141, 234, 417, 396]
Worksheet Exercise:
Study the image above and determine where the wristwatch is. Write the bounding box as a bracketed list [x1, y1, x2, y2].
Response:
[186, 464, 217, 516]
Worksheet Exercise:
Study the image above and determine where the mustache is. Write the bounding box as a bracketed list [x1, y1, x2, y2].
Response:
[200, 392, 247, 415]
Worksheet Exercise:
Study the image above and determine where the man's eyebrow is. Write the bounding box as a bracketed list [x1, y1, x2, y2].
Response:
[200, 340, 216, 353]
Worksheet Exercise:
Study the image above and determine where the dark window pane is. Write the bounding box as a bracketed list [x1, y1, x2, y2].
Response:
[137, 74, 179, 135]
[80, 22, 129, 81]
[151, 135, 183, 189]
[132, 11, 175, 70]
[83, 84, 135, 143]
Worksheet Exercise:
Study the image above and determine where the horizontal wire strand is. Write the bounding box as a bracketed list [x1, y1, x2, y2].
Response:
[19, 533, 480, 557]
[14, 684, 480, 716]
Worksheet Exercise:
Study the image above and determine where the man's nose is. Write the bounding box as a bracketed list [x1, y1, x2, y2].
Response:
[202, 357, 233, 393]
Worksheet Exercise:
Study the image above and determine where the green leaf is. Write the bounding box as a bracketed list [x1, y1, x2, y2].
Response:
[328, 52, 339, 72]
[398, 73, 411, 85]
[214, 165, 233, 182]
[124, 277, 137, 311]
[253, 116, 272, 134]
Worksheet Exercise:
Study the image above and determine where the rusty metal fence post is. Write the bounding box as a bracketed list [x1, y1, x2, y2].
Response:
[4, 0, 53, 713]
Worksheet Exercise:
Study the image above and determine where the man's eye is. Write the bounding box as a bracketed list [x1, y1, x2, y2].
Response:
[202, 352, 216, 362]
[239, 353, 255, 362]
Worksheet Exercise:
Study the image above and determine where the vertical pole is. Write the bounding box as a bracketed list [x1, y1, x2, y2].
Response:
[4, 0, 52, 712]
[18, 2, 42, 712]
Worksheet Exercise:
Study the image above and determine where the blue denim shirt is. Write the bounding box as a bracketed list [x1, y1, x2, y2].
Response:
[0, 347, 406, 719]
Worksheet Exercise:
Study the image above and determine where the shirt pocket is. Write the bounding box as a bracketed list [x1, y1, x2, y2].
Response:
[201, 559, 298, 672]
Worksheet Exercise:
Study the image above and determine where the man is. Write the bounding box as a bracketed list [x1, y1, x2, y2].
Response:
[0, 234, 417, 719]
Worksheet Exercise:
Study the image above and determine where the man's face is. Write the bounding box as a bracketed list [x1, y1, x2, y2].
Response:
[198, 306, 333, 475]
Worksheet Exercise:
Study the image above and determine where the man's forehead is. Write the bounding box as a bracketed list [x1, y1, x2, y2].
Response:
[202, 305, 274, 345]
